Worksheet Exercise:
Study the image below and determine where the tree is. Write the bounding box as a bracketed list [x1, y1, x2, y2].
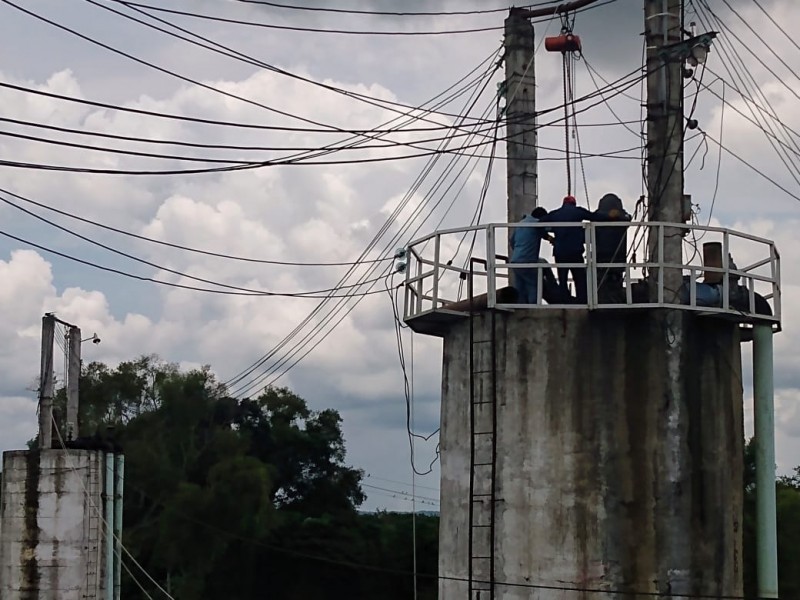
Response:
[742, 439, 800, 599]
[66, 356, 384, 600]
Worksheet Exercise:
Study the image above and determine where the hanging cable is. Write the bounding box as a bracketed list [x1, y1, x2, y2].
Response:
[562, 51, 573, 195]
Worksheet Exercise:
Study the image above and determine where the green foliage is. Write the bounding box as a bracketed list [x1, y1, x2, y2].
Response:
[69, 356, 438, 600]
[742, 439, 800, 599]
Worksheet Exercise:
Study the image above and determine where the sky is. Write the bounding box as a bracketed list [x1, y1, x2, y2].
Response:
[0, 0, 798, 513]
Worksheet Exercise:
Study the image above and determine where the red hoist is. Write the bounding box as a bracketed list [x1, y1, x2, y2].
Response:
[545, 21, 583, 199]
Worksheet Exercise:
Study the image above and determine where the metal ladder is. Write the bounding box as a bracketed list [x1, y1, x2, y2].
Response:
[467, 259, 498, 600]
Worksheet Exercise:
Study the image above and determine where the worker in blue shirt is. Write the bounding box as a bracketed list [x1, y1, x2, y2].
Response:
[541, 195, 608, 304]
[510, 206, 552, 304]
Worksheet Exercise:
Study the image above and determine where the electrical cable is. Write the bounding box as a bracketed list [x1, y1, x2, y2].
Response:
[232, 0, 555, 17]
[220, 54, 506, 391]
[718, 0, 800, 98]
[0, 81, 494, 136]
[120, 0, 619, 36]
[702, 131, 800, 204]
[364, 473, 439, 493]
[113, 0, 504, 35]
[704, 81, 725, 227]
[0, 225, 390, 299]
[0, 69, 649, 176]
[697, 77, 800, 161]
[751, 0, 800, 55]
[1, 0, 496, 164]
[387, 275, 440, 477]
[0, 187, 391, 267]
[696, 2, 800, 186]
[0, 193, 393, 297]
[225, 96, 500, 395]
[92, 0, 496, 125]
[224, 61, 652, 395]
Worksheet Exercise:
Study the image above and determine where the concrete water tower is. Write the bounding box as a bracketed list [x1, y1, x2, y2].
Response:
[404, 3, 781, 599]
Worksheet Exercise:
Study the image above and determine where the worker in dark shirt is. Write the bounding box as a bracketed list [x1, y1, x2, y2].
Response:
[593, 193, 631, 302]
[541, 195, 602, 303]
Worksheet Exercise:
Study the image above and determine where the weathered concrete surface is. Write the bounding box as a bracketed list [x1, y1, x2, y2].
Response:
[439, 309, 744, 599]
[0, 449, 107, 600]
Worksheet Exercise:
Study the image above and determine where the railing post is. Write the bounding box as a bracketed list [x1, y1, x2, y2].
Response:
[487, 225, 497, 308]
[404, 250, 411, 319]
[587, 223, 597, 308]
[415, 248, 424, 315]
[722, 232, 730, 311]
[432, 234, 441, 308]
[771, 244, 781, 322]
[658, 224, 665, 305]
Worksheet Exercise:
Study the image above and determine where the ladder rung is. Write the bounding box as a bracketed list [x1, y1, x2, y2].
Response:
[471, 524, 492, 528]
[472, 339, 493, 344]
[471, 369, 494, 375]
[472, 400, 495, 405]
[472, 493, 493, 498]
[472, 461, 493, 466]
[471, 556, 492, 560]
[472, 431, 495, 436]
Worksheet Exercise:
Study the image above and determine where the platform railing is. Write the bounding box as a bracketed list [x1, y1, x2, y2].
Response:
[403, 221, 781, 325]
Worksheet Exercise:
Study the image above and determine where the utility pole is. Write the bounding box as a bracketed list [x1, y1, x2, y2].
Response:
[503, 9, 537, 226]
[66, 326, 81, 441]
[38, 314, 56, 449]
[644, 0, 684, 299]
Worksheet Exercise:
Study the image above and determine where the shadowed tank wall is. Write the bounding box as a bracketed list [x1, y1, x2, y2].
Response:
[438, 309, 743, 599]
[0, 450, 107, 600]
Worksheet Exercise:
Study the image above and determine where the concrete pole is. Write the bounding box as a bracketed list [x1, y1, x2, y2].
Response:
[504, 9, 537, 226]
[644, 0, 684, 301]
[105, 452, 115, 600]
[66, 326, 81, 441]
[113, 454, 125, 600]
[753, 324, 779, 599]
[38, 314, 56, 449]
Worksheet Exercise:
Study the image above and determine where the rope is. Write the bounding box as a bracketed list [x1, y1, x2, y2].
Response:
[562, 52, 572, 195]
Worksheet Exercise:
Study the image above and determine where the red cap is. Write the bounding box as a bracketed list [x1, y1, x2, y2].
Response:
[563, 195, 577, 205]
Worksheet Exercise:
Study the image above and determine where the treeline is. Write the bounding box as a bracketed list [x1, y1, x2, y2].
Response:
[55, 356, 438, 600]
[41, 356, 800, 598]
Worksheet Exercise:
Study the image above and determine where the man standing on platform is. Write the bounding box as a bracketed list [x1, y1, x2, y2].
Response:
[541, 195, 599, 303]
[510, 206, 551, 304]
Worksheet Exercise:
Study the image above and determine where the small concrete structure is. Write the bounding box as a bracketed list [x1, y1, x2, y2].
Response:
[0, 450, 108, 600]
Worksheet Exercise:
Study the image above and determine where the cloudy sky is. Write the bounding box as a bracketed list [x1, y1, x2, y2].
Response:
[0, 0, 798, 512]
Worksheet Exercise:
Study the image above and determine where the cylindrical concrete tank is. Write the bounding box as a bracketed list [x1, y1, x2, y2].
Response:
[0, 449, 108, 600]
[438, 309, 744, 599]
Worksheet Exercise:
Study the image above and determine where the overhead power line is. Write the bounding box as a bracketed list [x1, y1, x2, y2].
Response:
[0, 187, 391, 267]
[232, 0, 554, 16]
[113, 0, 617, 36]
[111, 0, 503, 35]
[0, 67, 648, 176]
[0, 224, 389, 299]
[91, 0, 497, 125]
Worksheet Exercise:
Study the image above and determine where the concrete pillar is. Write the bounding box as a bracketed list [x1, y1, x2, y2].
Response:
[753, 324, 778, 599]
[0, 450, 108, 600]
[438, 310, 744, 599]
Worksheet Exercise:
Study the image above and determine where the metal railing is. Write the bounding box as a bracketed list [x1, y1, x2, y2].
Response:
[403, 221, 781, 325]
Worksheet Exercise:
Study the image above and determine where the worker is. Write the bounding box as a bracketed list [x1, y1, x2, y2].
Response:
[540, 195, 603, 303]
[593, 193, 632, 303]
[510, 206, 552, 304]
